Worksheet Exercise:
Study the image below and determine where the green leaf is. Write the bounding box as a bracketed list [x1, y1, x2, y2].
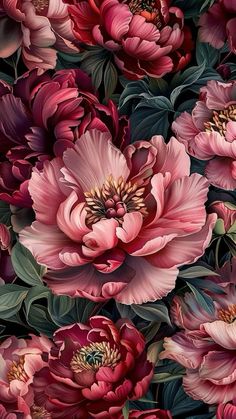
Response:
[11, 242, 47, 286]
[26, 304, 56, 336]
[185, 282, 215, 315]
[179, 265, 218, 278]
[132, 301, 171, 325]
[24, 285, 50, 318]
[170, 61, 206, 105]
[0, 72, 14, 85]
[104, 60, 118, 99]
[196, 41, 220, 67]
[162, 379, 204, 416]
[0, 284, 28, 319]
[0, 200, 12, 226]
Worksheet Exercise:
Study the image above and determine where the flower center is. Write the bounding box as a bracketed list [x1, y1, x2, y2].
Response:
[218, 304, 236, 323]
[31, 405, 51, 419]
[7, 356, 28, 383]
[70, 342, 121, 373]
[84, 175, 148, 225]
[128, 0, 162, 27]
[204, 105, 236, 137]
[32, 0, 49, 13]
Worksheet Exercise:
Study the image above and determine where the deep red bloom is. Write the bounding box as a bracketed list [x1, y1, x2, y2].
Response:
[33, 316, 154, 418]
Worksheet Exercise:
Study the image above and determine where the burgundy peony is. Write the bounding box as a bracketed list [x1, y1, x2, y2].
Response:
[64, 0, 192, 79]
[199, 0, 236, 53]
[0, 0, 78, 72]
[19, 129, 216, 304]
[160, 258, 236, 405]
[32, 316, 154, 418]
[172, 80, 236, 190]
[0, 69, 129, 207]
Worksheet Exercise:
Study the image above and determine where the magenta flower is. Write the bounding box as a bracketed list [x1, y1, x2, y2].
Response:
[199, 0, 236, 53]
[19, 129, 216, 304]
[160, 258, 236, 405]
[0, 0, 78, 72]
[32, 316, 154, 418]
[172, 80, 236, 190]
[64, 0, 192, 79]
[0, 69, 128, 207]
[0, 335, 52, 410]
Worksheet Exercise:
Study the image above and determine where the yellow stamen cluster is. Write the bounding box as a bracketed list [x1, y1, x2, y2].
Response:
[32, 0, 49, 12]
[70, 341, 121, 373]
[204, 105, 236, 136]
[84, 174, 148, 225]
[218, 304, 236, 323]
[31, 405, 52, 419]
[7, 356, 28, 383]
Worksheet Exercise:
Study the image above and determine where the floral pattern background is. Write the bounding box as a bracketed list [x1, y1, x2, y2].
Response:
[0, 0, 235, 418]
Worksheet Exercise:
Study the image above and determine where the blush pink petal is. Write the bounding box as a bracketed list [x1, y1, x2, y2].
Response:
[57, 191, 90, 242]
[116, 212, 143, 243]
[217, 402, 236, 419]
[205, 157, 236, 190]
[171, 112, 202, 157]
[19, 221, 72, 269]
[199, 350, 236, 385]
[127, 15, 160, 41]
[201, 80, 236, 110]
[101, 0, 132, 41]
[192, 101, 212, 130]
[124, 233, 177, 257]
[202, 321, 236, 350]
[0, 17, 22, 58]
[63, 129, 130, 191]
[225, 121, 236, 142]
[194, 131, 236, 159]
[82, 219, 119, 258]
[199, 3, 226, 49]
[115, 256, 178, 304]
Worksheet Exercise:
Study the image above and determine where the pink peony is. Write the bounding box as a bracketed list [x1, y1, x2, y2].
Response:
[199, 0, 236, 53]
[64, 0, 192, 79]
[0, 0, 78, 72]
[172, 80, 236, 190]
[32, 316, 154, 418]
[0, 335, 52, 411]
[0, 69, 129, 207]
[217, 398, 236, 418]
[160, 258, 236, 405]
[19, 129, 216, 304]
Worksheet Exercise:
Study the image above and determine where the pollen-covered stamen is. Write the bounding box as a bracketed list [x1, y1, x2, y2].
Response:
[218, 304, 236, 323]
[32, 0, 49, 13]
[128, 0, 162, 27]
[31, 405, 52, 419]
[204, 105, 236, 137]
[84, 175, 148, 224]
[7, 356, 28, 383]
[70, 341, 121, 373]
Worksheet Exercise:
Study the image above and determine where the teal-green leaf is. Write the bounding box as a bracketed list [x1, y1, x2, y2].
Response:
[0, 284, 28, 319]
[11, 242, 47, 286]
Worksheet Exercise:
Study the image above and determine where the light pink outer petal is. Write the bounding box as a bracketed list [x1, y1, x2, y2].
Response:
[200, 80, 236, 110]
[194, 131, 236, 159]
[205, 157, 236, 190]
[116, 212, 143, 243]
[172, 112, 205, 158]
[101, 0, 132, 41]
[199, 350, 236, 385]
[82, 218, 118, 258]
[115, 256, 178, 304]
[19, 221, 72, 270]
[201, 321, 236, 350]
[63, 129, 130, 191]
[198, 3, 226, 49]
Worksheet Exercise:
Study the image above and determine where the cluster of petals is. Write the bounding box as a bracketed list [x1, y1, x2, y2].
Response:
[172, 80, 236, 190]
[64, 0, 193, 79]
[199, 0, 236, 53]
[0, 0, 78, 71]
[19, 129, 216, 304]
[0, 68, 128, 207]
[217, 398, 236, 418]
[160, 258, 236, 405]
[32, 316, 154, 418]
[0, 334, 52, 413]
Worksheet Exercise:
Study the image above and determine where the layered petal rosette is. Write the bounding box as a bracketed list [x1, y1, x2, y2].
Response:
[172, 80, 236, 190]
[19, 129, 216, 304]
[32, 316, 154, 418]
[0, 335, 52, 411]
[199, 0, 236, 53]
[0, 69, 128, 207]
[160, 258, 236, 405]
[0, 0, 78, 71]
[64, 0, 193, 79]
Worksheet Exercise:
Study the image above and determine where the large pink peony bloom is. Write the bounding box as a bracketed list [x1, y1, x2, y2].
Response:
[19, 129, 216, 304]
[172, 80, 236, 190]
[199, 0, 236, 53]
[32, 316, 154, 418]
[0, 69, 128, 207]
[160, 258, 236, 405]
[0, 0, 78, 72]
[0, 335, 52, 411]
[64, 0, 192, 79]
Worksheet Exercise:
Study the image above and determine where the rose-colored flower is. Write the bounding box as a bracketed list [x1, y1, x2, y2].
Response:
[0, 335, 52, 410]
[121, 409, 172, 418]
[0, 69, 129, 207]
[199, 0, 236, 53]
[64, 0, 192, 79]
[19, 129, 216, 304]
[0, 0, 78, 72]
[32, 316, 154, 418]
[160, 258, 236, 405]
[172, 80, 236, 190]
[217, 398, 236, 418]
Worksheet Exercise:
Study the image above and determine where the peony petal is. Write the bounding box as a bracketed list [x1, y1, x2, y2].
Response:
[205, 157, 236, 190]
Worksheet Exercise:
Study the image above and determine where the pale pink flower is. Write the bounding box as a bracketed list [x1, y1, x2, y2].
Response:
[172, 80, 236, 190]
[19, 129, 216, 304]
